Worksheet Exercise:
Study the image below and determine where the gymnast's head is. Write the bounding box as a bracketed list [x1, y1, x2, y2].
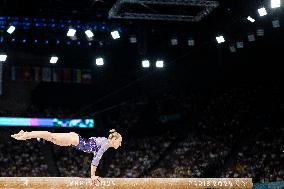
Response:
[108, 129, 122, 149]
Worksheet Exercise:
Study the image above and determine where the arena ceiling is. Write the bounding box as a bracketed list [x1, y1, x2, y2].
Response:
[0, 0, 282, 68]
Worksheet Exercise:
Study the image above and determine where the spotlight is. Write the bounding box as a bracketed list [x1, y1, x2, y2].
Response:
[258, 7, 267, 17]
[156, 60, 164, 68]
[85, 29, 94, 39]
[129, 35, 137, 43]
[96, 58, 104, 66]
[229, 45, 236, 53]
[7, 26, 15, 34]
[170, 37, 178, 45]
[67, 28, 76, 37]
[248, 34, 256, 42]
[216, 36, 225, 44]
[256, 29, 264, 36]
[50, 56, 58, 64]
[111, 30, 120, 39]
[142, 60, 150, 68]
[272, 20, 280, 28]
[0, 54, 7, 62]
[236, 41, 244, 49]
[247, 16, 255, 23]
[271, 0, 280, 8]
[188, 38, 195, 46]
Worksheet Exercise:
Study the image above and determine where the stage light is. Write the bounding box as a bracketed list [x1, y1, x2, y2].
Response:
[258, 7, 267, 17]
[156, 60, 164, 68]
[271, 0, 280, 8]
[111, 30, 120, 39]
[216, 36, 225, 43]
[67, 28, 76, 37]
[142, 60, 150, 68]
[229, 45, 236, 53]
[129, 35, 137, 43]
[170, 37, 178, 45]
[236, 41, 244, 49]
[248, 34, 256, 42]
[85, 29, 94, 38]
[0, 54, 7, 62]
[256, 29, 264, 36]
[247, 16, 255, 23]
[96, 58, 104, 66]
[7, 26, 15, 34]
[272, 20, 280, 28]
[188, 38, 195, 46]
[50, 56, 58, 64]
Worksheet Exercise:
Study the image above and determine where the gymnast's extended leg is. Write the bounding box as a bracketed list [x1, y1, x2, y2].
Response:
[11, 130, 79, 147]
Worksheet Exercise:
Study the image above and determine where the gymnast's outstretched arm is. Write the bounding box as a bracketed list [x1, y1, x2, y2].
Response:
[91, 165, 100, 184]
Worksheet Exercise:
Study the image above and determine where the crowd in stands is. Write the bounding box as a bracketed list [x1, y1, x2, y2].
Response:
[0, 136, 49, 177]
[150, 134, 231, 177]
[53, 145, 92, 177]
[0, 85, 283, 183]
[221, 126, 284, 182]
[105, 132, 176, 177]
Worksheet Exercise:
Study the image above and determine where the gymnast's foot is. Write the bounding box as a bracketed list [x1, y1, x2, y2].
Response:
[11, 130, 31, 140]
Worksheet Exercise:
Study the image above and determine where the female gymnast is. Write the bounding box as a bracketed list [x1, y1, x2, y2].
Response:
[11, 129, 122, 185]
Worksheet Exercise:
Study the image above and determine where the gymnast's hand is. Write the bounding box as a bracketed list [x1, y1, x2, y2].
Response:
[91, 175, 101, 185]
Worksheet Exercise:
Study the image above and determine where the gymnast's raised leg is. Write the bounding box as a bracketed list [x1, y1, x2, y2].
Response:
[11, 130, 79, 146]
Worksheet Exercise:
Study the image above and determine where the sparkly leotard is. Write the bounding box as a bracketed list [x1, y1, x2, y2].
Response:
[71, 135, 110, 166]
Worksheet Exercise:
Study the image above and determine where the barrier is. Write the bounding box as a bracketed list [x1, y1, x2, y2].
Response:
[0, 177, 253, 189]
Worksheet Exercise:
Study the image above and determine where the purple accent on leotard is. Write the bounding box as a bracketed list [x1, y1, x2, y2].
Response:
[71, 135, 109, 167]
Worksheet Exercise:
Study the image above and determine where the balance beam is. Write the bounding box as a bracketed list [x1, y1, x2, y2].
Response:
[0, 177, 253, 189]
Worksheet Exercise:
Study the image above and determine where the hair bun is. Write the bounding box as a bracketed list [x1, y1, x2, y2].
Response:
[110, 129, 116, 133]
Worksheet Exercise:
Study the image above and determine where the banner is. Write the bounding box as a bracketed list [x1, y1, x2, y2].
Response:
[11, 66, 17, 81]
[11, 66, 92, 84]
[62, 68, 72, 83]
[42, 67, 52, 82]
[81, 69, 92, 84]
[34, 67, 41, 82]
[0, 117, 94, 128]
[74, 69, 82, 83]
[21, 67, 33, 81]
[52, 68, 62, 82]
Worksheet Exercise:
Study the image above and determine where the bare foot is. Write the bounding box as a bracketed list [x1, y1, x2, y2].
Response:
[11, 130, 30, 140]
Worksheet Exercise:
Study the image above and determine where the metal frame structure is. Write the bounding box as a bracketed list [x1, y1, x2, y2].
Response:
[108, 0, 219, 22]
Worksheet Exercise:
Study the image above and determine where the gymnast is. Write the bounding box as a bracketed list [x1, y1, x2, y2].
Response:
[11, 129, 122, 185]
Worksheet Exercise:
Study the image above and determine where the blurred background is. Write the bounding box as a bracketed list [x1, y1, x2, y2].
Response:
[0, 0, 283, 186]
